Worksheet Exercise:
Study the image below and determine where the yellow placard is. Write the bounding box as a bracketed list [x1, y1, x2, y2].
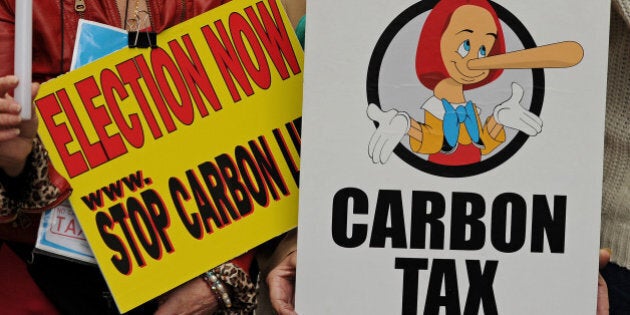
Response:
[35, 0, 302, 312]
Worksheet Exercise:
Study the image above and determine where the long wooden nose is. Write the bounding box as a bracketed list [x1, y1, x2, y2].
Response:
[467, 41, 583, 70]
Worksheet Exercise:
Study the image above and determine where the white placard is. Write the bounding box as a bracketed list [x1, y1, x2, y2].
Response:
[296, 0, 609, 314]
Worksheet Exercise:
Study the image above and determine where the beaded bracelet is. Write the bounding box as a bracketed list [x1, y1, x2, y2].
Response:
[202, 270, 233, 309]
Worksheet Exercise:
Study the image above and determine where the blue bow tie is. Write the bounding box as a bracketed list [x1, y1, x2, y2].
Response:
[442, 99, 481, 148]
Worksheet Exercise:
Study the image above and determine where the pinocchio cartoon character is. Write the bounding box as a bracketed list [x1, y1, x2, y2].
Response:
[367, 0, 583, 166]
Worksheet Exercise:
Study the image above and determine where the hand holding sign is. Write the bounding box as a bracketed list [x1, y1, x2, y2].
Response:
[367, 103, 410, 164]
[493, 82, 543, 136]
[0, 76, 38, 176]
[268, 250, 298, 315]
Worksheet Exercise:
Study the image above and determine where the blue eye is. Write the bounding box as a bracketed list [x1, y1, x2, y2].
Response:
[457, 39, 471, 57]
[478, 45, 487, 58]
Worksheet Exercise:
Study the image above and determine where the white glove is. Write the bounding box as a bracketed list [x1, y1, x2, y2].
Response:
[366, 103, 410, 164]
[493, 82, 543, 136]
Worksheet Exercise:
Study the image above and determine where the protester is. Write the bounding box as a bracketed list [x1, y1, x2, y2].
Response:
[0, 0, 303, 314]
[265, 230, 298, 315]
[598, 1, 630, 314]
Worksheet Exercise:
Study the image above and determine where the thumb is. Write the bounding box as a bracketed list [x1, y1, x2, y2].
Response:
[509, 82, 524, 103]
[367, 103, 387, 123]
[31, 82, 40, 99]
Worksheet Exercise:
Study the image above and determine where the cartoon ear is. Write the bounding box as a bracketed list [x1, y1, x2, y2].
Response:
[468, 41, 583, 70]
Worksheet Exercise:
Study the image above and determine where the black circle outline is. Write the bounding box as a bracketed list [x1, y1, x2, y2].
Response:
[366, 0, 544, 177]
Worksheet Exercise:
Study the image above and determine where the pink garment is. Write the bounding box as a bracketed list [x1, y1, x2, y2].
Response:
[0, 246, 60, 314]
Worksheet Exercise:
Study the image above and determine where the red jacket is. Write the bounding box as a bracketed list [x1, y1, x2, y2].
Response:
[0, 0, 228, 80]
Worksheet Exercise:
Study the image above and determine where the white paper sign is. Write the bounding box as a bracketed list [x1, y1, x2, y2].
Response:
[296, 0, 609, 314]
[35, 200, 96, 264]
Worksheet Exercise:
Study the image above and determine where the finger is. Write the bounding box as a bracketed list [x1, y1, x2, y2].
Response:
[600, 249, 611, 269]
[519, 111, 543, 134]
[378, 138, 392, 164]
[373, 136, 387, 164]
[522, 109, 543, 127]
[0, 76, 18, 96]
[368, 130, 381, 160]
[31, 82, 40, 99]
[0, 94, 21, 114]
[28, 83, 40, 122]
[28, 103, 38, 124]
[510, 82, 525, 103]
[287, 250, 297, 266]
[0, 128, 21, 141]
[515, 119, 539, 136]
[23, 102, 38, 125]
[380, 138, 398, 164]
[369, 132, 385, 163]
[367, 103, 386, 123]
[0, 113, 22, 128]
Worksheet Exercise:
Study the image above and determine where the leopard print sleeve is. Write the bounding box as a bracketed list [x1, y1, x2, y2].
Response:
[19, 138, 69, 213]
[0, 138, 68, 223]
